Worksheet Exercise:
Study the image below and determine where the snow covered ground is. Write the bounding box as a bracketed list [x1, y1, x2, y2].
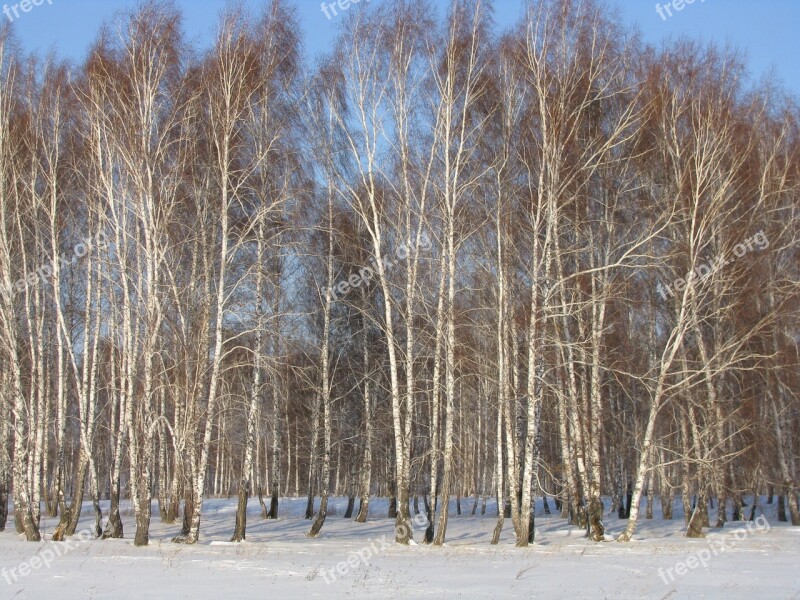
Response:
[0, 496, 797, 599]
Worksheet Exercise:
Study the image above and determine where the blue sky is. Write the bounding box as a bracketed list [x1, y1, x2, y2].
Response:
[4, 0, 799, 95]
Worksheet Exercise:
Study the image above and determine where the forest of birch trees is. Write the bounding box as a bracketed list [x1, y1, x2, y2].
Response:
[0, 0, 798, 548]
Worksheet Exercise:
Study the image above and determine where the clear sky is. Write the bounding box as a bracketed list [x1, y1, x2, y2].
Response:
[3, 0, 799, 96]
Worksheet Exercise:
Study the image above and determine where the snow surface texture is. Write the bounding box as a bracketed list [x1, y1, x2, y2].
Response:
[0, 497, 797, 599]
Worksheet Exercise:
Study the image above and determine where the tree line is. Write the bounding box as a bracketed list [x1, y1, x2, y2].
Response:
[0, 0, 798, 548]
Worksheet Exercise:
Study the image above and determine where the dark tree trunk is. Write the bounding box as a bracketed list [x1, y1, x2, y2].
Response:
[166, 487, 180, 524]
[747, 495, 758, 521]
[624, 484, 633, 519]
[788, 490, 800, 526]
[716, 495, 727, 528]
[355, 495, 369, 522]
[778, 494, 788, 523]
[388, 481, 397, 519]
[732, 497, 742, 522]
[231, 479, 249, 542]
[344, 495, 355, 519]
[423, 493, 434, 543]
[56, 459, 88, 538]
[92, 497, 103, 538]
[180, 490, 193, 536]
[0, 474, 8, 531]
[776, 488, 800, 525]
[69, 461, 90, 535]
[527, 511, 535, 544]
[304, 493, 314, 520]
[308, 492, 328, 537]
[662, 493, 674, 520]
[102, 477, 123, 539]
[588, 497, 604, 541]
[700, 495, 710, 528]
[778, 494, 787, 522]
[14, 510, 24, 534]
[52, 506, 72, 541]
[269, 489, 279, 520]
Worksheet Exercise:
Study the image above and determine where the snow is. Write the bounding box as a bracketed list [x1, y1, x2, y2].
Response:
[0, 497, 797, 599]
